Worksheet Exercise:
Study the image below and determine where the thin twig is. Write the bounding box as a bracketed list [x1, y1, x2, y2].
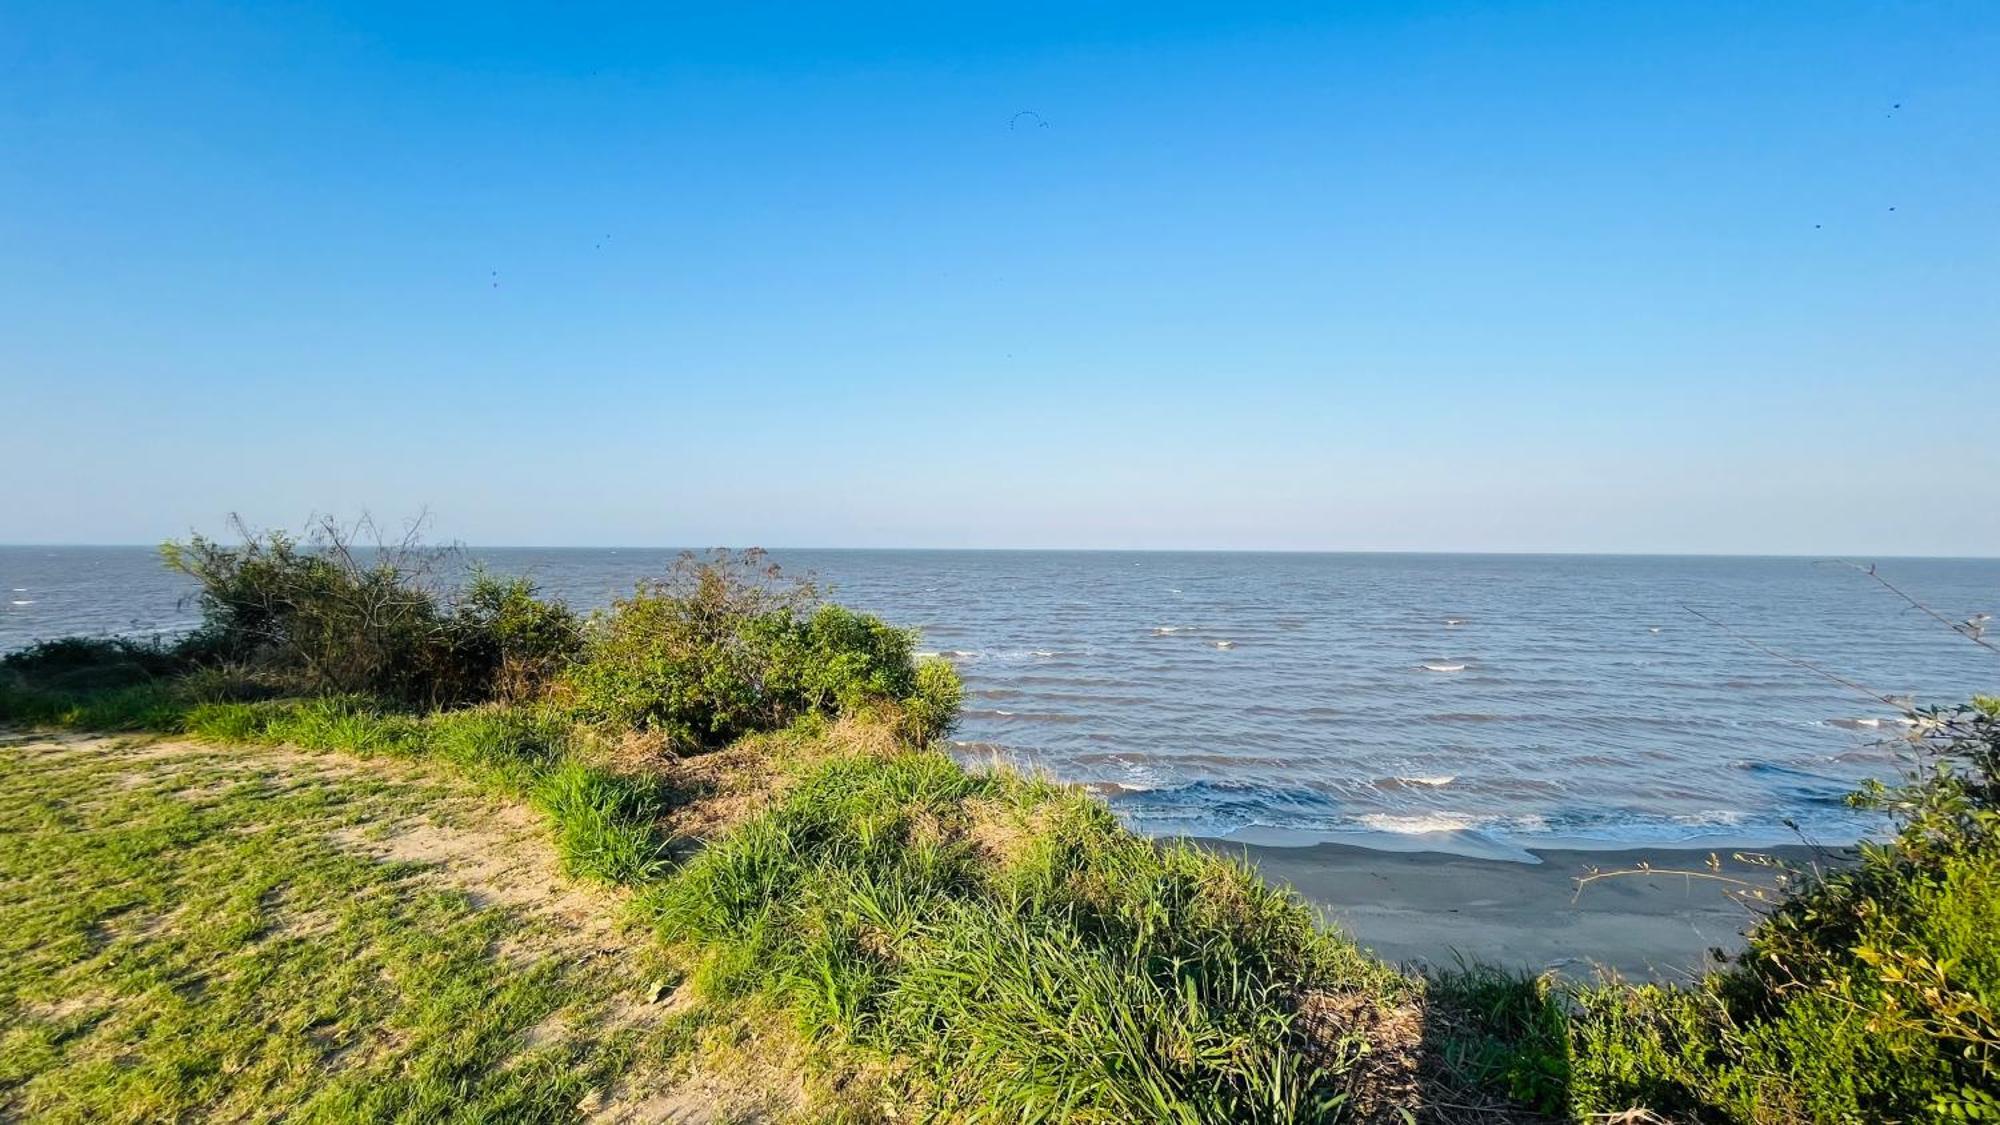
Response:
[1679, 604, 1916, 715]
[1828, 560, 1999, 655]
[1572, 867, 1774, 903]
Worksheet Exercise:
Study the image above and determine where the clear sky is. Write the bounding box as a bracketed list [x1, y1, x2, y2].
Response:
[3, 2, 1996, 553]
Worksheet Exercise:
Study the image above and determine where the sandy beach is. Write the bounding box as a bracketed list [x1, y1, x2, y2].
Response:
[1196, 838, 1851, 980]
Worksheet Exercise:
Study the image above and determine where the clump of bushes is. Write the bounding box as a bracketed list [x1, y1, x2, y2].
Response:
[159, 517, 584, 706]
[1546, 698, 2000, 1123]
[4, 526, 960, 760]
[450, 571, 588, 702]
[564, 549, 962, 751]
[0, 636, 191, 692]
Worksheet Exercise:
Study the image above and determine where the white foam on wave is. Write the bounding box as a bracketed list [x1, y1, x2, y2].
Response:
[1420, 662, 1466, 673]
[1152, 626, 1181, 635]
[1084, 779, 1162, 796]
[1669, 810, 1746, 828]
[1397, 775, 1456, 787]
[1353, 810, 1551, 837]
[1359, 812, 1479, 834]
[1031, 649, 1057, 657]
[8, 600, 32, 606]
[1213, 640, 1235, 649]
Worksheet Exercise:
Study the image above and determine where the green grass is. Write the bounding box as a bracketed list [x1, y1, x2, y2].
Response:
[0, 732, 697, 1123]
[0, 679, 195, 732]
[532, 760, 671, 885]
[1, 679, 679, 895]
[643, 749, 1412, 1122]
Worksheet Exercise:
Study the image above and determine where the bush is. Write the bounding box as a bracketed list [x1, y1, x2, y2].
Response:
[1560, 698, 2000, 1123]
[447, 572, 585, 702]
[565, 550, 957, 751]
[162, 518, 450, 700]
[159, 516, 580, 707]
[1, 636, 190, 692]
[901, 657, 965, 746]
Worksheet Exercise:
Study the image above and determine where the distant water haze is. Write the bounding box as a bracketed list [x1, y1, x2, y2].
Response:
[4, 547, 1995, 860]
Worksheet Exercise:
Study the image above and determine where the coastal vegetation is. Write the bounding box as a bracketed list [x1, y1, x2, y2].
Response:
[1, 522, 1994, 1122]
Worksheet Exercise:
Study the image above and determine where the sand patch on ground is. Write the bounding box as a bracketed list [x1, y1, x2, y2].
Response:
[329, 803, 624, 944]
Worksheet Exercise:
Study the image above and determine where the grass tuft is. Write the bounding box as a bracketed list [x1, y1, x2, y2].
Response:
[533, 761, 670, 885]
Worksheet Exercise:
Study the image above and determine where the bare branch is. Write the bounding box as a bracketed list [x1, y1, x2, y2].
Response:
[1828, 560, 1999, 656]
[1680, 603, 1917, 716]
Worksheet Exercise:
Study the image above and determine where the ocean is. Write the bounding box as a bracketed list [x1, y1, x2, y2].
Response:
[4, 546, 1994, 859]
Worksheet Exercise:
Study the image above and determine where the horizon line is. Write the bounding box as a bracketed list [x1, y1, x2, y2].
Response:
[3, 543, 1996, 562]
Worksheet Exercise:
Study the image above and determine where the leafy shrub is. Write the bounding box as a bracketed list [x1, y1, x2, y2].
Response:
[1567, 979, 1747, 1121]
[562, 549, 816, 745]
[1, 636, 189, 692]
[159, 516, 580, 706]
[565, 550, 956, 750]
[447, 572, 585, 702]
[162, 518, 451, 700]
[902, 657, 965, 746]
[1563, 699, 2000, 1123]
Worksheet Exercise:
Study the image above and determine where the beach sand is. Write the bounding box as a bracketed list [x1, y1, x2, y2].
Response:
[1195, 838, 1849, 980]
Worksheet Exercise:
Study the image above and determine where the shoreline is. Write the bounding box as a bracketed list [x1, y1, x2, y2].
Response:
[1190, 836, 1852, 980]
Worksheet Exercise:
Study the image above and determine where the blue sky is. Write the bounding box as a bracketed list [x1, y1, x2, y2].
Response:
[3, 1, 1996, 552]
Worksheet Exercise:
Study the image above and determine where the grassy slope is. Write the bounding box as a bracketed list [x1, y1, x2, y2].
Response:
[0, 729, 723, 1123]
[645, 744, 1422, 1122]
[6, 660, 1994, 1123]
[0, 680, 1492, 1123]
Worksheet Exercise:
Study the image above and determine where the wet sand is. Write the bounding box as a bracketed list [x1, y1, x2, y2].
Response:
[1193, 838, 1851, 980]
